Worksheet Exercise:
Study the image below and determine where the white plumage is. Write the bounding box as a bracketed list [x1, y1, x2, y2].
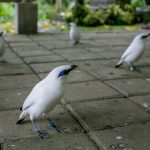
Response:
[69, 22, 80, 45]
[115, 33, 150, 70]
[0, 32, 6, 62]
[17, 65, 78, 138]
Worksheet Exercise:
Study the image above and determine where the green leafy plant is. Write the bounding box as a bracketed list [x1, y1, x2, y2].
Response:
[0, 4, 14, 23]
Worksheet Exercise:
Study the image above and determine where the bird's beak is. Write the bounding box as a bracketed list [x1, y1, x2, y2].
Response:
[145, 33, 150, 38]
[147, 33, 150, 37]
[70, 65, 78, 71]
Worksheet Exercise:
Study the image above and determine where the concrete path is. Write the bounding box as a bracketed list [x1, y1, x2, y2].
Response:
[0, 30, 150, 150]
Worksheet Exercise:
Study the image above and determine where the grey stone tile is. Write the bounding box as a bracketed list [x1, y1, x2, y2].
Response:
[0, 64, 33, 75]
[0, 74, 39, 90]
[0, 105, 82, 139]
[73, 60, 143, 80]
[60, 52, 100, 61]
[89, 122, 150, 150]
[30, 61, 69, 73]
[3, 133, 98, 150]
[9, 42, 38, 48]
[29, 33, 57, 41]
[54, 48, 88, 54]
[0, 88, 31, 111]
[67, 98, 150, 131]
[23, 55, 65, 64]
[106, 78, 150, 96]
[129, 95, 150, 111]
[63, 81, 122, 104]
[12, 47, 53, 57]
[87, 46, 126, 52]
[4, 35, 31, 42]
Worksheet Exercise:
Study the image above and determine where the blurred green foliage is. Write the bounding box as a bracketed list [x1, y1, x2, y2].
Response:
[0, 3, 14, 23]
[65, 4, 135, 26]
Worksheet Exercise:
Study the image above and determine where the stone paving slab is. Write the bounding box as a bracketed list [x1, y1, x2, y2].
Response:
[73, 60, 144, 80]
[54, 47, 88, 54]
[129, 95, 150, 112]
[23, 54, 65, 64]
[0, 74, 39, 90]
[63, 81, 122, 104]
[0, 88, 31, 111]
[59, 52, 100, 61]
[3, 133, 98, 150]
[12, 46, 53, 57]
[30, 61, 69, 73]
[106, 78, 150, 96]
[4, 35, 31, 42]
[67, 98, 150, 131]
[0, 64, 33, 76]
[29, 34, 58, 41]
[0, 105, 82, 140]
[89, 121, 150, 150]
[1, 30, 150, 150]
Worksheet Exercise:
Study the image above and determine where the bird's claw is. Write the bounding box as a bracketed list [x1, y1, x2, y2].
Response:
[130, 66, 141, 73]
[32, 128, 49, 139]
[48, 121, 65, 132]
[37, 131, 49, 139]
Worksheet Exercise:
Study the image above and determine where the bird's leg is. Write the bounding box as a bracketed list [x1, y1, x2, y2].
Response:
[128, 63, 141, 72]
[31, 120, 48, 139]
[46, 117, 64, 132]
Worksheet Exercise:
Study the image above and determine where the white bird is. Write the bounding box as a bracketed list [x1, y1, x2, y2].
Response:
[17, 65, 78, 138]
[69, 22, 80, 45]
[0, 32, 6, 62]
[115, 33, 150, 71]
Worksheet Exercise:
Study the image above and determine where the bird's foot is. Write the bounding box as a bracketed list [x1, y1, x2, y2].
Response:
[32, 128, 49, 139]
[0, 59, 7, 63]
[129, 66, 141, 73]
[48, 121, 65, 132]
[37, 130, 49, 139]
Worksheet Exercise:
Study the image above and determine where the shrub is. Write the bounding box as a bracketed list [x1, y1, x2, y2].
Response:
[106, 4, 134, 25]
[83, 10, 107, 26]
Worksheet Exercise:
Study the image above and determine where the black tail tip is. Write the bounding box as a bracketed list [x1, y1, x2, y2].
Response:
[16, 119, 24, 124]
[115, 65, 119, 68]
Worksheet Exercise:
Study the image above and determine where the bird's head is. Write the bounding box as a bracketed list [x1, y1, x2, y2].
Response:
[69, 22, 76, 28]
[136, 33, 150, 40]
[49, 65, 78, 80]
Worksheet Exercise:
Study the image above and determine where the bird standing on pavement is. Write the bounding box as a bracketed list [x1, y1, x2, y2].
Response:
[16, 65, 78, 138]
[115, 33, 150, 71]
[0, 32, 6, 62]
[69, 22, 80, 45]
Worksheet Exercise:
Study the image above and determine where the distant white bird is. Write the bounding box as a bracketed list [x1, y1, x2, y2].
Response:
[17, 65, 78, 138]
[0, 32, 6, 62]
[115, 33, 150, 71]
[69, 22, 80, 45]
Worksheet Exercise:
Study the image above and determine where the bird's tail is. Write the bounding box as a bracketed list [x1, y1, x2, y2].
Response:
[74, 41, 79, 45]
[16, 110, 28, 124]
[115, 60, 123, 68]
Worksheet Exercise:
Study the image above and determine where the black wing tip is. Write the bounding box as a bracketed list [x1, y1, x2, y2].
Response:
[16, 119, 24, 124]
[20, 107, 23, 111]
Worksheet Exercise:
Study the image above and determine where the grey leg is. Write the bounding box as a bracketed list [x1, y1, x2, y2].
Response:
[31, 120, 48, 139]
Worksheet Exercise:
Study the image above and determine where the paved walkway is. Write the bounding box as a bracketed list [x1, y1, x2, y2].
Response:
[0, 30, 150, 150]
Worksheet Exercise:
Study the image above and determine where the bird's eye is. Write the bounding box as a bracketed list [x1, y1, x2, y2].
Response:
[58, 70, 69, 77]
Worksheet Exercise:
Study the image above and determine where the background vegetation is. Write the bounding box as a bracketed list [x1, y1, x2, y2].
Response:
[0, 0, 149, 33]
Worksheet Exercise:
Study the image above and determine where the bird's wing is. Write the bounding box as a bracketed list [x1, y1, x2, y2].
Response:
[121, 51, 133, 60]
[22, 82, 44, 111]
